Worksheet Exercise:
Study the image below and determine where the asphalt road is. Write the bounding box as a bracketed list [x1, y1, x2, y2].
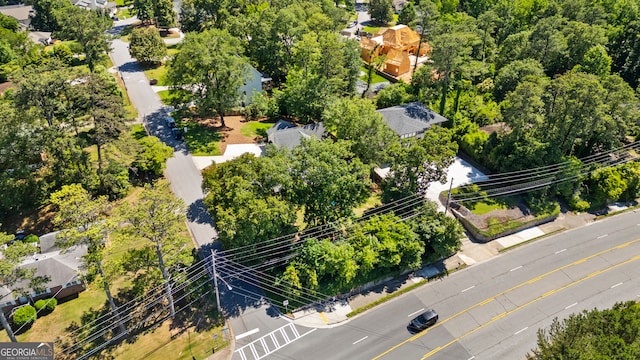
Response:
[108, 19, 219, 249]
[245, 210, 640, 360]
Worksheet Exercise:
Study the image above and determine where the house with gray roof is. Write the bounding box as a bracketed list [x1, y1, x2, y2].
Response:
[266, 120, 327, 149]
[377, 102, 447, 139]
[0, 4, 32, 29]
[0, 232, 86, 316]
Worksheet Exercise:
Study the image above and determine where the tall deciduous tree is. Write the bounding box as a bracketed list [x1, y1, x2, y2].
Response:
[412, 0, 439, 78]
[202, 151, 298, 257]
[0, 101, 46, 218]
[493, 58, 545, 102]
[369, 0, 394, 24]
[56, 5, 111, 72]
[134, 0, 175, 27]
[116, 182, 193, 318]
[409, 201, 463, 261]
[168, 29, 248, 128]
[129, 27, 167, 65]
[381, 127, 458, 203]
[50, 184, 128, 335]
[430, 32, 474, 115]
[14, 64, 70, 128]
[527, 301, 640, 359]
[397, 2, 416, 25]
[289, 138, 371, 225]
[132, 136, 173, 178]
[323, 97, 398, 165]
[86, 70, 127, 177]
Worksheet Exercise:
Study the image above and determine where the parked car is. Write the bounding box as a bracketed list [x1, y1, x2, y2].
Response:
[166, 116, 176, 128]
[149, 79, 158, 85]
[408, 309, 438, 332]
[348, 21, 357, 28]
[171, 128, 183, 141]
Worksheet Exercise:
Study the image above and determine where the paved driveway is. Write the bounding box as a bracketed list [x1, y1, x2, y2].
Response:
[426, 156, 488, 211]
[108, 18, 219, 249]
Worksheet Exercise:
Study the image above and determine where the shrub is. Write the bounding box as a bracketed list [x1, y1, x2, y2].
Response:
[12, 305, 36, 326]
[34, 298, 57, 312]
[23, 234, 39, 243]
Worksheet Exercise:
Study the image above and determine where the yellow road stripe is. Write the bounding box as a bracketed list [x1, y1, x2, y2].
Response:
[420, 255, 640, 359]
[319, 312, 329, 324]
[371, 237, 640, 360]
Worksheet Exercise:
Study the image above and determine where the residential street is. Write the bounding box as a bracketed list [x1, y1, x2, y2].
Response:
[108, 18, 219, 249]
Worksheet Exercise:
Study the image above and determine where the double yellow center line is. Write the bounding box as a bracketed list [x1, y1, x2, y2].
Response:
[372, 237, 640, 360]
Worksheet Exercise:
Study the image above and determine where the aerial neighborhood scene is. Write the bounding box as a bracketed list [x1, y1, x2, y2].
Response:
[0, 0, 640, 358]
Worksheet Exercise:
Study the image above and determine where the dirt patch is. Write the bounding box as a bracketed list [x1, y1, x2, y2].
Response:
[0, 82, 15, 94]
[1, 204, 57, 236]
[190, 115, 261, 154]
[159, 29, 180, 38]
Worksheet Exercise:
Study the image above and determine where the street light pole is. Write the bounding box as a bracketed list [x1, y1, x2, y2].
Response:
[445, 177, 454, 215]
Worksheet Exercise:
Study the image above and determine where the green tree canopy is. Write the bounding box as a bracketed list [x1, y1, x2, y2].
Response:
[116, 182, 192, 317]
[369, 0, 394, 24]
[50, 184, 128, 334]
[381, 127, 458, 203]
[322, 97, 398, 165]
[168, 28, 248, 127]
[129, 27, 167, 64]
[527, 301, 640, 360]
[289, 138, 371, 225]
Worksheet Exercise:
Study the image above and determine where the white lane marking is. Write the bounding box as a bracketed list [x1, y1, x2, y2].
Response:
[235, 328, 260, 340]
[555, 248, 567, 254]
[461, 285, 475, 293]
[611, 282, 623, 289]
[514, 327, 528, 335]
[235, 323, 316, 360]
[597, 234, 609, 239]
[467, 357, 475, 360]
[565, 302, 578, 310]
[353, 336, 368, 345]
[408, 308, 425, 317]
[510, 266, 523, 272]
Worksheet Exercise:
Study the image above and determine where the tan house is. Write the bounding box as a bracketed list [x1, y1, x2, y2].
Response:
[360, 25, 432, 77]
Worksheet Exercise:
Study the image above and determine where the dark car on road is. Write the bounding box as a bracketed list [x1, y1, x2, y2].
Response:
[171, 128, 183, 141]
[408, 310, 438, 332]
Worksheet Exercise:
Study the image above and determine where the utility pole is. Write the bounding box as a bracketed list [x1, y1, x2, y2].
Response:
[445, 177, 454, 215]
[211, 250, 221, 314]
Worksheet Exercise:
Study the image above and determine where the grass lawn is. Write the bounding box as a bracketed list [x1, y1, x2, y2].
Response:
[157, 89, 175, 105]
[239, 120, 275, 138]
[470, 201, 509, 215]
[109, 319, 229, 360]
[167, 46, 179, 57]
[354, 193, 382, 217]
[360, 65, 387, 84]
[363, 25, 380, 34]
[0, 285, 107, 343]
[179, 120, 223, 156]
[115, 7, 132, 20]
[143, 65, 169, 86]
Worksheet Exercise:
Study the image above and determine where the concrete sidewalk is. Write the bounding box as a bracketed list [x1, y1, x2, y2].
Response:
[287, 208, 601, 329]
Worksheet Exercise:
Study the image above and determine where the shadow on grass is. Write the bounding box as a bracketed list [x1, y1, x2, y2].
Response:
[58, 263, 221, 359]
[179, 120, 223, 156]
